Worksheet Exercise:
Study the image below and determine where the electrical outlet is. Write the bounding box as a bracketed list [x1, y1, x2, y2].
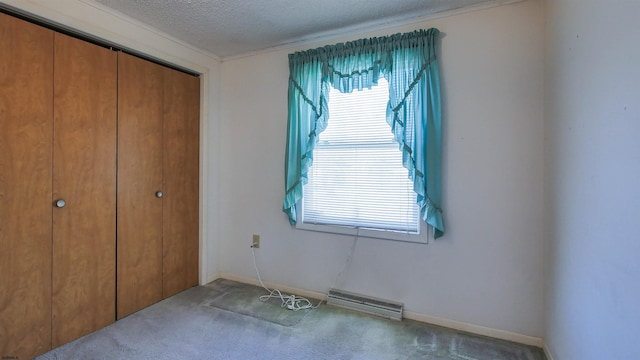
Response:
[252, 234, 260, 248]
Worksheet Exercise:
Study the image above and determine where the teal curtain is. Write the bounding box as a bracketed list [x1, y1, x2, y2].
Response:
[283, 28, 444, 238]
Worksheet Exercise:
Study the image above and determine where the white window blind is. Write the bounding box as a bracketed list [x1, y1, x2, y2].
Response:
[302, 79, 420, 233]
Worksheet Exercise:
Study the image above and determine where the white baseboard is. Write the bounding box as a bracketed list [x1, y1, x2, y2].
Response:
[206, 272, 221, 285]
[403, 310, 543, 348]
[543, 342, 555, 360]
[213, 272, 328, 303]
[209, 272, 544, 349]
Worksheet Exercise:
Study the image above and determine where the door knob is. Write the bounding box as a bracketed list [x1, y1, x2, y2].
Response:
[55, 199, 66, 208]
[156, 191, 163, 198]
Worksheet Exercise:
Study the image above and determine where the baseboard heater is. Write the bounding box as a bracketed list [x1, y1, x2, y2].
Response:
[326, 289, 403, 321]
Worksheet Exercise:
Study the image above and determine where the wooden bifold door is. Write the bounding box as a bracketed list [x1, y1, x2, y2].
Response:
[1, 15, 117, 357]
[52, 32, 118, 348]
[0, 13, 54, 359]
[116, 53, 165, 319]
[117, 53, 200, 319]
[1, 13, 199, 359]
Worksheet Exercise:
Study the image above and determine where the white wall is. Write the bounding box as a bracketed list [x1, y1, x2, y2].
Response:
[219, 0, 545, 339]
[544, 1, 640, 359]
[4, 0, 551, 345]
[2, 0, 222, 284]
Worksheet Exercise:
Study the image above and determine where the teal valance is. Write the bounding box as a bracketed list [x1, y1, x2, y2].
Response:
[283, 28, 444, 239]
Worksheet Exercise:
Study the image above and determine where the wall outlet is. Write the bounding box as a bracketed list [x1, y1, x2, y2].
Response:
[252, 234, 260, 248]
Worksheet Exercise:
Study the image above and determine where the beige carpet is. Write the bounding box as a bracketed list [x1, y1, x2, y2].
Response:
[37, 279, 546, 360]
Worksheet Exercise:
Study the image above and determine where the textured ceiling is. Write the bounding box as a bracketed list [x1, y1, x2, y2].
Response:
[92, 0, 496, 58]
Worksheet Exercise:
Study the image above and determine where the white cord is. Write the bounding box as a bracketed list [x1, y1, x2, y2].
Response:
[250, 229, 360, 310]
[251, 245, 320, 311]
[330, 229, 359, 290]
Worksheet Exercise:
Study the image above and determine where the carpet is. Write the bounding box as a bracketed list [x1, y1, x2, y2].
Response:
[36, 279, 547, 360]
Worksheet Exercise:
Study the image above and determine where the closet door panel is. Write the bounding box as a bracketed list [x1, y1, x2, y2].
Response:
[0, 14, 53, 359]
[117, 53, 164, 318]
[52, 33, 117, 347]
[162, 68, 200, 298]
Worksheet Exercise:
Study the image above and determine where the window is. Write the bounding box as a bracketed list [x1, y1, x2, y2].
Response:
[283, 29, 444, 240]
[298, 79, 425, 242]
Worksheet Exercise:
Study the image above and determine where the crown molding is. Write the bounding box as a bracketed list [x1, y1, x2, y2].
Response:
[221, 0, 526, 62]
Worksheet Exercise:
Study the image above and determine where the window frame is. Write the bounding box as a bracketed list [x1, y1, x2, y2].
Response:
[294, 80, 429, 244]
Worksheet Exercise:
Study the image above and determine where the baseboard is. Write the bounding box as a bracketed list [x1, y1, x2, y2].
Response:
[206, 272, 222, 285]
[214, 272, 328, 303]
[403, 310, 543, 348]
[543, 342, 555, 360]
[211, 272, 544, 348]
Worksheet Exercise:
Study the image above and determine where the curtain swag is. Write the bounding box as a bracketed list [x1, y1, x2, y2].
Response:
[283, 28, 445, 239]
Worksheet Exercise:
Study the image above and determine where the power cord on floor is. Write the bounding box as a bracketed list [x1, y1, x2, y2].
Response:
[250, 245, 320, 311]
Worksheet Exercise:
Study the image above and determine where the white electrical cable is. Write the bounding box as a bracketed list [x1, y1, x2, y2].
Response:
[250, 228, 360, 310]
[251, 245, 320, 311]
[330, 229, 359, 290]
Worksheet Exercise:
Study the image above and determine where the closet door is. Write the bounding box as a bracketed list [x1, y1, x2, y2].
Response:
[0, 14, 53, 359]
[52, 33, 117, 347]
[162, 68, 200, 298]
[117, 53, 164, 319]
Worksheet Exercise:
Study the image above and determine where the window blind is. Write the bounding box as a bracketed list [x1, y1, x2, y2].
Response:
[303, 79, 420, 233]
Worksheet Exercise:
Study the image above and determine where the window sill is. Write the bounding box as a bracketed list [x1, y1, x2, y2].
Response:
[295, 221, 429, 244]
